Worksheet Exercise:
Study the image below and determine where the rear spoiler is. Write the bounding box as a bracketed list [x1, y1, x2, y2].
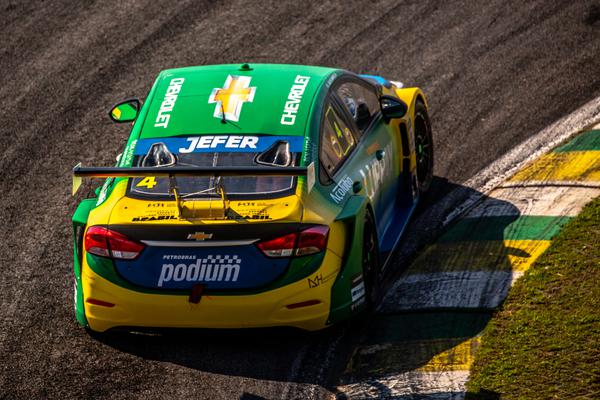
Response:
[72, 163, 308, 195]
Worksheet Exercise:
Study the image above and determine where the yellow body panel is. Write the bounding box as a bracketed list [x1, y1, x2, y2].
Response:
[82, 248, 341, 332]
[82, 174, 349, 332]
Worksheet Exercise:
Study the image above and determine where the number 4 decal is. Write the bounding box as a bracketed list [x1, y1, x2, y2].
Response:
[136, 176, 157, 188]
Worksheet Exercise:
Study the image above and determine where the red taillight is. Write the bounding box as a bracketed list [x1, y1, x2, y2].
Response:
[84, 226, 144, 260]
[256, 226, 329, 258]
[257, 232, 297, 257]
[296, 226, 329, 256]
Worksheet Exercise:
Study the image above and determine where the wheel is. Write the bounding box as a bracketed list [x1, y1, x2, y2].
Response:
[414, 101, 434, 194]
[362, 212, 381, 309]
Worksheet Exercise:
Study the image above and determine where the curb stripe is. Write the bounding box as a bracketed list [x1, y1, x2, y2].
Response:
[466, 186, 600, 218]
[338, 127, 600, 400]
[346, 337, 479, 379]
[509, 151, 600, 182]
[553, 129, 600, 152]
[380, 270, 523, 311]
[361, 313, 490, 345]
[405, 240, 550, 274]
[338, 371, 469, 399]
[439, 215, 570, 242]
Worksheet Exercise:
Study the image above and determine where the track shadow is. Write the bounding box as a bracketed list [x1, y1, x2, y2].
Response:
[93, 176, 521, 395]
[334, 177, 526, 397]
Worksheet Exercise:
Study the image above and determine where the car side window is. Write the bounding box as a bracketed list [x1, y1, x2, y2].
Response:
[335, 81, 380, 137]
[320, 104, 357, 176]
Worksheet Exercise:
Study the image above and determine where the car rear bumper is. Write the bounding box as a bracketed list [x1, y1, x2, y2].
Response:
[81, 250, 342, 332]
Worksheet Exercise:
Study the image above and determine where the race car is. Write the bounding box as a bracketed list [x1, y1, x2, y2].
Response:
[71, 63, 433, 332]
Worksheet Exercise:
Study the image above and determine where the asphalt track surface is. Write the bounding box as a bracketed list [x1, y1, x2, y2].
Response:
[1, 1, 599, 399]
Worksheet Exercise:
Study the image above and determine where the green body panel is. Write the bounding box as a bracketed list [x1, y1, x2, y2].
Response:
[327, 195, 369, 324]
[139, 64, 338, 140]
[72, 199, 97, 327]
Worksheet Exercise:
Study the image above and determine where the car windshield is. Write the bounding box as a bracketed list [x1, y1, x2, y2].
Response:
[128, 135, 302, 199]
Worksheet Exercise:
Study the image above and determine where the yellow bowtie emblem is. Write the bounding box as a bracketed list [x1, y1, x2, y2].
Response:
[208, 75, 256, 122]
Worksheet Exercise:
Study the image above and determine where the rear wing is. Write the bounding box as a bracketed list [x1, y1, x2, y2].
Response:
[72, 163, 308, 195]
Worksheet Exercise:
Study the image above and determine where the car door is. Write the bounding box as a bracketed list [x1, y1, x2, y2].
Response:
[328, 77, 400, 248]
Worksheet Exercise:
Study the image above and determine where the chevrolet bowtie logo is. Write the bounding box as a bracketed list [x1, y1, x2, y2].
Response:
[208, 75, 256, 122]
[187, 232, 213, 241]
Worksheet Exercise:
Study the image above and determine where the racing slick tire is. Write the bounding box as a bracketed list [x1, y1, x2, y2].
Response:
[362, 211, 381, 310]
[414, 101, 434, 194]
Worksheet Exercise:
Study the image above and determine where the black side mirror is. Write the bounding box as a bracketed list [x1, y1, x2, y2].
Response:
[109, 98, 141, 123]
[380, 95, 407, 121]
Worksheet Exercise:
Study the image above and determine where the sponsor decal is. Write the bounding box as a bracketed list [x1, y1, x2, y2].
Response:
[187, 232, 213, 241]
[96, 177, 113, 206]
[280, 75, 310, 126]
[302, 136, 314, 164]
[325, 73, 336, 88]
[350, 274, 366, 311]
[179, 135, 259, 153]
[146, 202, 175, 208]
[209, 75, 256, 122]
[132, 215, 177, 222]
[226, 209, 271, 220]
[359, 142, 393, 202]
[154, 78, 185, 128]
[307, 161, 315, 193]
[330, 175, 354, 203]
[163, 254, 196, 260]
[133, 135, 304, 155]
[158, 255, 241, 287]
[119, 139, 138, 167]
[308, 271, 337, 289]
[308, 274, 323, 288]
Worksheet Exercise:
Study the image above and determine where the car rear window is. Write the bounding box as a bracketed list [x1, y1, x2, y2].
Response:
[127, 135, 303, 199]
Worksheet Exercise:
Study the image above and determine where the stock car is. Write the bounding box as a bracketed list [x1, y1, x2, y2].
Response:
[71, 63, 433, 332]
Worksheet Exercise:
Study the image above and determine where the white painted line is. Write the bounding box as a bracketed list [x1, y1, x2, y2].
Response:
[498, 180, 600, 189]
[380, 270, 523, 312]
[465, 186, 600, 218]
[338, 370, 469, 399]
[444, 95, 600, 225]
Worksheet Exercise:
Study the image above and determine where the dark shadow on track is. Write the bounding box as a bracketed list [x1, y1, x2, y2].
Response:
[89, 176, 521, 399]
[331, 178, 523, 397]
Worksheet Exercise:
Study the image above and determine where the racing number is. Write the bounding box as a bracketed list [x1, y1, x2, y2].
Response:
[136, 176, 158, 189]
[326, 108, 354, 158]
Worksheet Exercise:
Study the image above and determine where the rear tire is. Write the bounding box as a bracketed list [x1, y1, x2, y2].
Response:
[414, 101, 434, 194]
[362, 212, 381, 309]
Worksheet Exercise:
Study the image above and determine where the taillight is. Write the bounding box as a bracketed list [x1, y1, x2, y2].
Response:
[257, 226, 329, 258]
[257, 232, 296, 257]
[84, 226, 144, 260]
[296, 226, 329, 256]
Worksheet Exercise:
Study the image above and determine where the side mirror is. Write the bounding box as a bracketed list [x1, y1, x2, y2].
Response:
[109, 98, 141, 123]
[380, 95, 407, 120]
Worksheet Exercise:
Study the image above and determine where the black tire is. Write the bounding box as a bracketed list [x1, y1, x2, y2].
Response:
[362, 212, 381, 309]
[414, 101, 434, 194]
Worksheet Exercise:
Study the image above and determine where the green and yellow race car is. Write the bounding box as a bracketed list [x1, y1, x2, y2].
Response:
[71, 63, 433, 332]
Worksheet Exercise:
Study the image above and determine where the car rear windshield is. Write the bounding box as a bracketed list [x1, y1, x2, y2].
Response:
[127, 135, 303, 199]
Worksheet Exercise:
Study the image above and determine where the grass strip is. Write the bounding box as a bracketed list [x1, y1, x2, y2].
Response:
[466, 197, 600, 399]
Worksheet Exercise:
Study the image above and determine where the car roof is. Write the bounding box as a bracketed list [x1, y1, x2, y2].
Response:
[139, 63, 339, 140]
